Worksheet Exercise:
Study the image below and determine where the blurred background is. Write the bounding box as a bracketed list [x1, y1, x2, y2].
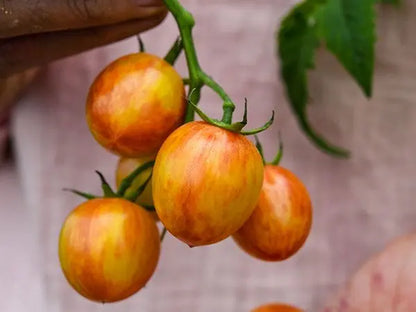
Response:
[1, 0, 416, 311]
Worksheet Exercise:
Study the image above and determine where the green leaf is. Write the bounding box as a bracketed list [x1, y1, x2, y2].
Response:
[316, 0, 376, 97]
[277, 0, 350, 157]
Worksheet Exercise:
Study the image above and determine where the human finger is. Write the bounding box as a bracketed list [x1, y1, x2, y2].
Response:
[0, 0, 166, 38]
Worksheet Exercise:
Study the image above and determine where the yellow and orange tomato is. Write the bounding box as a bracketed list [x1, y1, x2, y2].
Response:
[58, 198, 160, 302]
[86, 53, 186, 158]
[233, 165, 312, 261]
[152, 121, 264, 246]
[252, 303, 304, 312]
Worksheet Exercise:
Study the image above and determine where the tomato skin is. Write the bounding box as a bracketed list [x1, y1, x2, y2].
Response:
[252, 303, 304, 312]
[233, 165, 312, 261]
[58, 198, 160, 303]
[86, 53, 186, 158]
[152, 121, 264, 246]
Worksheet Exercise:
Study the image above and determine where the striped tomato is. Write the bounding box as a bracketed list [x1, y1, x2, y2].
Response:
[86, 53, 186, 158]
[58, 198, 160, 302]
[233, 165, 312, 261]
[152, 121, 264, 246]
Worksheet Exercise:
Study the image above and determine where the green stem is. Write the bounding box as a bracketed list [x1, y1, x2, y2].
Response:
[201, 75, 234, 123]
[163, 0, 236, 124]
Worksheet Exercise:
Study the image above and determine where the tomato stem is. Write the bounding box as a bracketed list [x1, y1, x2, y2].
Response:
[163, 0, 236, 124]
[164, 0, 274, 133]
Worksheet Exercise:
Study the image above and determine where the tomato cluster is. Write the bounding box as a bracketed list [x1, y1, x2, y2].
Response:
[58, 50, 312, 305]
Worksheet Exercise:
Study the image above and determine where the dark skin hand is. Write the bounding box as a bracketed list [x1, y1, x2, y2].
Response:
[0, 0, 167, 78]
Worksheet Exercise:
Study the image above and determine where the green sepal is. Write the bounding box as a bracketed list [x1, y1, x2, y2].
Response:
[124, 174, 152, 202]
[240, 111, 275, 136]
[137, 35, 145, 53]
[117, 161, 155, 197]
[271, 132, 284, 166]
[254, 135, 266, 165]
[63, 188, 97, 200]
[95, 171, 117, 197]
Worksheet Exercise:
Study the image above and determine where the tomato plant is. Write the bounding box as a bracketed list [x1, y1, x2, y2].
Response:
[59, 198, 160, 303]
[152, 121, 265, 246]
[233, 139, 312, 261]
[86, 52, 186, 158]
[252, 303, 304, 312]
[61, 0, 279, 305]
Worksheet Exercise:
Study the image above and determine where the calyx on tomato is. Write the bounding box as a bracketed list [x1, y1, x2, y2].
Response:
[64, 161, 155, 212]
[188, 97, 275, 135]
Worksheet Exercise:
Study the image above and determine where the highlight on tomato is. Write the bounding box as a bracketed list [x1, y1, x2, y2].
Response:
[152, 121, 264, 247]
[251, 303, 304, 312]
[58, 198, 160, 303]
[233, 137, 312, 261]
[86, 52, 186, 158]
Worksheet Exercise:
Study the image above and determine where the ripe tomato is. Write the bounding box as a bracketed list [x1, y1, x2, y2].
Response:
[59, 198, 160, 302]
[233, 165, 312, 261]
[86, 53, 186, 158]
[152, 121, 264, 246]
[252, 303, 304, 312]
